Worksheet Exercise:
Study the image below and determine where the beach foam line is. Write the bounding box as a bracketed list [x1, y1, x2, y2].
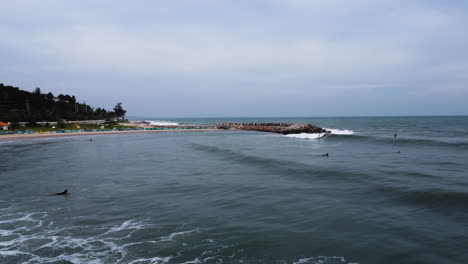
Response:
[0, 128, 221, 140]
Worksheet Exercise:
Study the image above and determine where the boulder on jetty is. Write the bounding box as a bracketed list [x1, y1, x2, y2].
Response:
[217, 123, 328, 135]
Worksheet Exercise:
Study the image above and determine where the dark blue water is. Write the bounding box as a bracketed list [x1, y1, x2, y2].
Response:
[1, 116, 467, 264]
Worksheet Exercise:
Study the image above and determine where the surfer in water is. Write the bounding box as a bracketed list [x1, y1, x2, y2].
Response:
[49, 189, 69, 196]
[321, 153, 329, 157]
[394, 133, 397, 138]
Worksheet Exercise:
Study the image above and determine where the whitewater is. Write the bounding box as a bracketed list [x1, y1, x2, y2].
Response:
[285, 128, 355, 139]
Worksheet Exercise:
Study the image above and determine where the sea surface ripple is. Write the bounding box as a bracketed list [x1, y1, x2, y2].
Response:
[1, 116, 467, 264]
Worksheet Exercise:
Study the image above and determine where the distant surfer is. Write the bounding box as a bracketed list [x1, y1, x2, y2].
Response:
[394, 133, 397, 138]
[396, 151, 401, 154]
[321, 153, 329, 157]
[48, 189, 69, 196]
[89, 138, 93, 141]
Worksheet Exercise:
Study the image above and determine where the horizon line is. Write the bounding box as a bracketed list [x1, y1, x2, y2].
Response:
[128, 114, 468, 119]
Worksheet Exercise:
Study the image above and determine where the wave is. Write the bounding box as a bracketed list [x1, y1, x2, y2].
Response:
[190, 143, 372, 183]
[0, 209, 364, 264]
[0, 214, 165, 264]
[374, 186, 468, 208]
[285, 128, 355, 140]
[294, 128, 468, 148]
[145, 120, 179, 126]
[283, 126, 467, 147]
[372, 136, 468, 148]
[403, 189, 468, 207]
[323, 128, 355, 135]
[0, 212, 235, 264]
[285, 133, 329, 139]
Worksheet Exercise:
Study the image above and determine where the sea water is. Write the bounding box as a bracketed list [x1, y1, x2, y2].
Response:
[1, 116, 467, 264]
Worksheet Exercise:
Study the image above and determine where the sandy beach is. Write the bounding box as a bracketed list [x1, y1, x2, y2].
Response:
[0, 128, 221, 140]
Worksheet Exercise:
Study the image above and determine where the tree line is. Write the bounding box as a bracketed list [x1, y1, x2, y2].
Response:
[0, 83, 126, 123]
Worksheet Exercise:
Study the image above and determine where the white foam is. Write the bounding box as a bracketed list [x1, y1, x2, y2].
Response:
[292, 256, 359, 264]
[179, 257, 203, 264]
[0, 215, 155, 264]
[0, 250, 28, 256]
[106, 219, 147, 233]
[0, 213, 238, 264]
[0, 212, 40, 223]
[128, 256, 174, 264]
[145, 120, 179, 126]
[285, 127, 355, 140]
[178, 251, 219, 264]
[285, 133, 329, 139]
[160, 229, 198, 241]
[323, 128, 355, 135]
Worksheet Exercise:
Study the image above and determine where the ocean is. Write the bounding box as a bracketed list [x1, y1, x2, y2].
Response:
[1, 116, 467, 264]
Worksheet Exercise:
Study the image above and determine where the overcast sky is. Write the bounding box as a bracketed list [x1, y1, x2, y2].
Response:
[1, 0, 467, 117]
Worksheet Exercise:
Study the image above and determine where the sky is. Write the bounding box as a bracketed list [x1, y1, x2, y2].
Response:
[1, 0, 467, 117]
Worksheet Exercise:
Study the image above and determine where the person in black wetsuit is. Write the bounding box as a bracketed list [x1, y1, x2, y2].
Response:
[321, 153, 329, 157]
[53, 189, 68, 195]
[394, 133, 397, 138]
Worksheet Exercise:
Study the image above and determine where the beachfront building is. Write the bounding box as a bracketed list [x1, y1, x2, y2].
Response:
[0, 122, 10, 130]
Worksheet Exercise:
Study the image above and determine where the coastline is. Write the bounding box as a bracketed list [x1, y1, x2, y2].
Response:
[0, 128, 222, 140]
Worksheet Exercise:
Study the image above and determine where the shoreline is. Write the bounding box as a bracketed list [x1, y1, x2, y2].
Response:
[0, 128, 223, 140]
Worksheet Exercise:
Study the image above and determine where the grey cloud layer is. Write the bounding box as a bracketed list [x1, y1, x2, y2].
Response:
[1, 0, 467, 116]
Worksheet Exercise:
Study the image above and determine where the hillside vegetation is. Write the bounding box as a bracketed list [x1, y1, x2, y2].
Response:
[0, 83, 126, 123]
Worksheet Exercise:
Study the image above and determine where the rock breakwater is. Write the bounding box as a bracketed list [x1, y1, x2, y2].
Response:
[217, 123, 328, 135]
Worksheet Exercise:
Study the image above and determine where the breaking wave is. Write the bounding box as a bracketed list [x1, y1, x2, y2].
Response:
[0, 212, 202, 264]
[145, 120, 179, 126]
[0, 210, 358, 264]
[285, 133, 329, 139]
[285, 128, 355, 140]
[323, 128, 355, 135]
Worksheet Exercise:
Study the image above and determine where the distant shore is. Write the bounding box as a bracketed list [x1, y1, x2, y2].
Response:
[0, 128, 222, 140]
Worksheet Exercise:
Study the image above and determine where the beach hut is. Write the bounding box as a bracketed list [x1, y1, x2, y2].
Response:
[0, 122, 9, 130]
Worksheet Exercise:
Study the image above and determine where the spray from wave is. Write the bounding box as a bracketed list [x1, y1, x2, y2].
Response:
[285, 133, 329, 139]
[323, 128, 355, 135]
[285, 128, 354, 140]
[145, 120, 179, 126]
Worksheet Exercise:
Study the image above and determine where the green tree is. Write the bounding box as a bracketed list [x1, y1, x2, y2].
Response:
[11, 121, 19, 129]
[113, 102, 126, 120]
[46, 92, 54, 101]
[57, 120, 67, 128]
[0, 83, 118, 122]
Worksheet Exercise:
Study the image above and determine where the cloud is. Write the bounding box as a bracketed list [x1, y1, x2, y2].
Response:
[0, 0, 467, 116]
[0, 20, 411, 80]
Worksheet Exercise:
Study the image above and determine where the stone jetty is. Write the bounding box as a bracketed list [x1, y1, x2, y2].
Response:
[217, 123, 328, 135]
